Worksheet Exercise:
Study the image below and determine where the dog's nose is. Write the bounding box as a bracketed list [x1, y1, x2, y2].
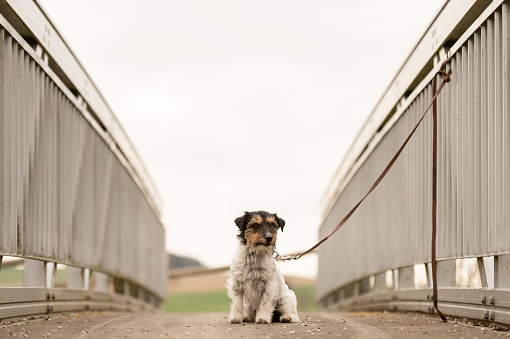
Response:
[265, 236, 273, 243]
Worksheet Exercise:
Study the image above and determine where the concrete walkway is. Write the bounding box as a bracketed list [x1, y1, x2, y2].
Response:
[1, 311, 509, 338]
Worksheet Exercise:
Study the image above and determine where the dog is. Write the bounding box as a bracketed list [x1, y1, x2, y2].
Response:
[227, 211, 300, 324]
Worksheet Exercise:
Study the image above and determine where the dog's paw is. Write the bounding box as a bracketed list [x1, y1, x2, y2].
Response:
[228, 313, 243, 324]
[280, 316, 292, 323]
[229, 317, 243, 324]
[255, 318, 270, 324]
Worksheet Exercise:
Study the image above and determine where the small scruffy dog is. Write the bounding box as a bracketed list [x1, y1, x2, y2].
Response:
[227, 211, 300, 324]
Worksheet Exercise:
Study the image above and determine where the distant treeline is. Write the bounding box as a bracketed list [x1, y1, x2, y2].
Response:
[168, 253, 205, 269]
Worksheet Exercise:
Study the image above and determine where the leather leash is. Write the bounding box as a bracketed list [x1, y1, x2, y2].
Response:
[431, 59, 451, 321]
[275, 57, 451, 321]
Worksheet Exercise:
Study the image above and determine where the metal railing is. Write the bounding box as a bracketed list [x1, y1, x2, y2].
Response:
[318, 0, 510, 325]
[0, 0, 166, 320]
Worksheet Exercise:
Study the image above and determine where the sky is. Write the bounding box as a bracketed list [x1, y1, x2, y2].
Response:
[39, 0, 444, 279]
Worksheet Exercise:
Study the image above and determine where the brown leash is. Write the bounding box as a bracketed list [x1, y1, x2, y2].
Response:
[431, 59, 451, 321]
[275, 58, 451, 321]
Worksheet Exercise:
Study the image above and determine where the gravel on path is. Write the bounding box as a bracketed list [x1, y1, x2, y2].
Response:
[1, 310, 509, 338]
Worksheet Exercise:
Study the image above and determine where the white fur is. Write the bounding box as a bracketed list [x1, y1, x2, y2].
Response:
[227, 244, 300, 324]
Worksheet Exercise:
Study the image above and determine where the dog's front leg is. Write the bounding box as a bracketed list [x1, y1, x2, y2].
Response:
[255, 288, 277, 324]
[243, 304, 255, 322]
[227, 285, 244, 324]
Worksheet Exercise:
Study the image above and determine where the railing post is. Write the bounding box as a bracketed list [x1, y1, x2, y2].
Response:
[68, 266, 85, 290]
[373, 272, 387, 291]
[436, 260, 456, 287]
[46, 263, 56, 288]
[24, 259, 46, 287]
[477, 257, 495, 289]
[496, 254, 510, 289]
[399, 266, 415, 289]
[95, 272, 110, 293]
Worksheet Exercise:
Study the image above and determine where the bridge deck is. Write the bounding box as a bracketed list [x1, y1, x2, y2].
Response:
[1, 311, 507, 338]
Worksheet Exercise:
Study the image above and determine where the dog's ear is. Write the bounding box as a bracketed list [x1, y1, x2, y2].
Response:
[234, 212, 248, 229]
[235, 212, 249, 245]
[275, 214, 285, 231]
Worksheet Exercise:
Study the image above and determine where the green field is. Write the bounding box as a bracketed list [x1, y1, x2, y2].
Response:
[2, 264, 318, 314]
[0, 265, 24, 285]
[163, 285, 318, 313]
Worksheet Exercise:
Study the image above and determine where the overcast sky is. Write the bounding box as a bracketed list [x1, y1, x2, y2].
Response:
[39, 0, 444, 278]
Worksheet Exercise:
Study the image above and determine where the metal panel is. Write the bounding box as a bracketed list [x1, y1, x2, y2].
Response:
[1, 0, 162, 214]
[0, 0, 166, 319]
[318, 0, 510, 325]
[321, 0, 496, 218]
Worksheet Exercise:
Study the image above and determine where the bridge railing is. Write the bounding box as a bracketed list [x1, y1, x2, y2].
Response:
[0, 0, 166, 319]
[318, 0, 510, 325]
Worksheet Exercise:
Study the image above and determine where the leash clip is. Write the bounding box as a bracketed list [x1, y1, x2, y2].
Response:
[273, 248, 295, 262]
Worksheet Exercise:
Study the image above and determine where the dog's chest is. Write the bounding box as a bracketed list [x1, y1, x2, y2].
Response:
[233, 251, 276, 287]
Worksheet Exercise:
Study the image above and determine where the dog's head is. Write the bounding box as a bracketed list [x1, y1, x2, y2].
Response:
[234, 211, 285, 247]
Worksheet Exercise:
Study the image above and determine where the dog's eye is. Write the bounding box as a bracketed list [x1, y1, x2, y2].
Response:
[251, 224, 259, 229]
